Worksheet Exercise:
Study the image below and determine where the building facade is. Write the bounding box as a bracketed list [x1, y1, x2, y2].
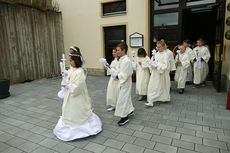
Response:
[58, 0, 229, 92]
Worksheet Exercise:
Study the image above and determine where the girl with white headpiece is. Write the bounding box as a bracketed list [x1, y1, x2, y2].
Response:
[54, 49, 102, 141]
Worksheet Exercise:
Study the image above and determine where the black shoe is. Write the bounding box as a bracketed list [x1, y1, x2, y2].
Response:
[179, 89, 184, 94]
[128, 111, 134, 118]
[118, 117, 129, 126]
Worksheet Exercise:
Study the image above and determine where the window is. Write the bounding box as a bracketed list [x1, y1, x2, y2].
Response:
[186, 0, 216, 6]
[154, 0, 179, 10]
[154, 12, 179, 26]
[102, 0, 126, 16]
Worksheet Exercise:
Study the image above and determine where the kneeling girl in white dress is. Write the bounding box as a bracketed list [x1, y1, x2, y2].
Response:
[54, 51, 102, 141]
[145, 40, 170, 107]
[132, 48, 151, 101]
[106, 48, 119, 112]
[174, 45, 190, 94]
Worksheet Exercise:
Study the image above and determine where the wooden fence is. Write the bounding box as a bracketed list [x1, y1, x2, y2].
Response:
[0, 1, 64, 84]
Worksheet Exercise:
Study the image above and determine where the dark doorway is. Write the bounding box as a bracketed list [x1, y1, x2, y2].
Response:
[182, 6, 217, 80]
[104, 25, 126, 65]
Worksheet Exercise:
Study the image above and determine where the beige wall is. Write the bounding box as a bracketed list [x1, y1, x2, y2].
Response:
[222, 0, 230, 80]
[57, 0, 150, 71]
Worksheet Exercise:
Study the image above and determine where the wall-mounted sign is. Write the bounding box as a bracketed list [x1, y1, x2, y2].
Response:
[225, 30, 230, 40]
[130, 32, 144, 48]
[226, 17, 230, 26]
[228, 3, 230, 12]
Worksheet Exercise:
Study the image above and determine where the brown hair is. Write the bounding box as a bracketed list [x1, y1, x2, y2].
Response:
[137, 48, 147, 57]
[157, 39, 166, 47]
[117, 42, 128, 53]
[70, 55, 83, 68]
[70, 46, 82, 56]
[183, 39, 190, 44]
[197, 38, 205, 43]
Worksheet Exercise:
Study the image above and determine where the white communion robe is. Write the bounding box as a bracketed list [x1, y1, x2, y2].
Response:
[174, 52, 190, 89]
[135, 56, 151, 96]
[166, 49, 176, 71]
[185, 47, 195, 82]
[115, 55, 135, 118]
[193, 46, 210, 84]
[106, 58, 120, 107]
[147, 50, 170, 103]
[54, 67, 102, 141]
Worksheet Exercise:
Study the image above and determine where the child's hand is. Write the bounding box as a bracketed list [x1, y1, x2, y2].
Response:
[138, 62, 142, 65]
[176, 61, 181, 64]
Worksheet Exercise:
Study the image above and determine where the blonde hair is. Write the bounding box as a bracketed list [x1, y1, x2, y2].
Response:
[157, 39, 166, 47]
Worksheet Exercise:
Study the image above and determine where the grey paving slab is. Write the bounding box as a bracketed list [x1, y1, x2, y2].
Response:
[84, 142, 106, 153]
[0, 142, 10, 152]
[1, 147, 23, 153]
[31, 146, 55, 153]
[154, 143, 177, 153]
[195, 144, 219, 153]
[122, 143, 145, 153]
[0, 77, 229, 153]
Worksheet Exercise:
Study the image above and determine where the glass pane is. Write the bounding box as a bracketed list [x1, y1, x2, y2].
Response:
[187, 0, 216, 6]
[154, 12, 178, 26]
[154, 0, 179, 10]
[103, 1, 126, 16]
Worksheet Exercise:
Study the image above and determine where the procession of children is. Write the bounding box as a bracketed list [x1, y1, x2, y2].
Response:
[53, 38, 210, 141]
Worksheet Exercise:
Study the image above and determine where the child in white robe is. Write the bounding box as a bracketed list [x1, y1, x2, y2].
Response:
[145, 40, 170, 107]
[192, 38, 210, 88]
[106, 48, 119, 111]
[174, 45, 190, 94]
[54, 51, 102, 141]
[110, 42, 135, 126]
[132, 48, 150, 101]
[183, 40, 195, 83]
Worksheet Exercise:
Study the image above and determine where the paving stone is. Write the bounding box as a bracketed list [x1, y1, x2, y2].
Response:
[151, 135, 172, 145]
[39, 138, 60, 148]
[172, 139, 194, 150]
[181, 134, 202, 144]
[177, 148, 197, 153]
[154, 143, 177, 153]
[115, 133, 136, 143]
[144, 149, 161, 153]
[203, 138, 227, 149]
[31, 146, 54, 153]
[84, 142, 106, 153]
[26, 133, 46, 143]
[133, 131, 152, 140]
[126, 123, 144, 131]
[0, 133, 14, 142]
[6, 137, 27, 147]
[122, 143, 145, 153]
[103, 139, 125, 150]
[0, 142, 10, 152]
[176, 127, 196, 136]
[18, 141, 39, 152]
[1, 147, 22, 153]
[220, 150, 230, 153]
[161, 130, 181, 139]
[100, 129, 119, 138]
[142, 127, 161, 135]
[133, 138, 156, 149]
[195, 144, 219, 153]
[116, 127, 135, 136]
[184, 123, 202, 131]
[158, 124, 176, 131]
[70, 148, 93, 153]
[102, 147, 126, 153]
[88, 135, 108, 145]
[196, 131, 217, 140]
[218, 135, 230, 143]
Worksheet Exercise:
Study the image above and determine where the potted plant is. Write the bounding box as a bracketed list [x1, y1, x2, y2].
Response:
[0, 78, 10, 99]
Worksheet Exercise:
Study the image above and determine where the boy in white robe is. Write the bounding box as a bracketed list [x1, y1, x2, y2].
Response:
[106, 48, 119, 111]
[145, 40, 170, 107]
[183, 40, 195, 83]
[174, 45, 190, 94]
[54, 51, 102, 141]
[193, 38, 210, 88]
[110, 42, 135, 126]
[132, 48, 151, 101]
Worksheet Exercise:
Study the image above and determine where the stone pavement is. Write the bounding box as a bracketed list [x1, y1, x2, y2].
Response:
[0, 76, 230, 153]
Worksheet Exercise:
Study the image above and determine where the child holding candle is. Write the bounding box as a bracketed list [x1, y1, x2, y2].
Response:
[133, 48, 151, 101]
[145, 40, 170, 107]
[106, 48, 119, 111]
[54, 50, 102, 141]
[174, 45, 190, 94]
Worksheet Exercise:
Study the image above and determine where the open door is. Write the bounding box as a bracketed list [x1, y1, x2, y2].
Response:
[213, 0, 226, 92]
